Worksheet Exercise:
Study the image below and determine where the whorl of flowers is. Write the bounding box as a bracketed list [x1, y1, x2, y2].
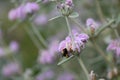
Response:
[37, 40, 59, 64]
[57, 0, 73, 16]
[107, 39, 120, 56]
[2, 62, 21, 77]
[86, 18, 99, 35]
[36, 70, 54, 80]
[8, 2, 39, 21]
[58, 30, 89, 57]
[57, 72, 75, 80]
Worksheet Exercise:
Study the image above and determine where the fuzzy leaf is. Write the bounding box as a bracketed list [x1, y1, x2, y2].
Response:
[57, 55, 74, 65]
[69, 12, 79, 18]
[48, 15, 62, 21]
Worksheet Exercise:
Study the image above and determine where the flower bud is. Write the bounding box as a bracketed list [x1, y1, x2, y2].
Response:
[89, 71, 97, 80]
[86, 18, 99, 35]
[107, 71, 113, 79]
[57, 0, 73, 16]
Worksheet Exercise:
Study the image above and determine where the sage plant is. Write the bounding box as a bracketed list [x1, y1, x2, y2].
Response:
[0, 0, 120, 80]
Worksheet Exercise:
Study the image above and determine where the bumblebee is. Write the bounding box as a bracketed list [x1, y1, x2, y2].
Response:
[62, 48, 70, 58]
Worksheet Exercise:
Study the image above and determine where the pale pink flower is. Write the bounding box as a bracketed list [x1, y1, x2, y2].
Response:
[38, 40, 59, 64]
[38, 50, 53, 64]
[36, 70, 54, 80]
[8, 5, 26, 21]
[9, 41, 19, 52]
[24, 2, 39, 14]
[8, 2, 39, 21]
[8, 9, 18, 21]
[65, 0, 73, 6]
[2, 62, 21, 77]
[58, 30, 89, 56]
[107, 39, 120, 56]
[57, 72, 75, 80]
[34, 15, 48, 26]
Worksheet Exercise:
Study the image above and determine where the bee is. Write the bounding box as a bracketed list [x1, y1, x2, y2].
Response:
[62, 48, 70, 58]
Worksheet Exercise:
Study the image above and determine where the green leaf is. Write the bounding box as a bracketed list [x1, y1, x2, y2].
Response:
[69, 12, 79, 18]
[48, 15, 62, 21]
[57, 55, 74, 65]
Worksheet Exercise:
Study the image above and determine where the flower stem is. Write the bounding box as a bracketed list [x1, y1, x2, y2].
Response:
[65, 16, 75, 49]
[30, 23, 48, 48]
[69, 18, 86, 33]
[95, 0, 105, 22]
[91, 39, 114, 68]
[65, 17, 72, 36]
[94, 19, 115, 37]
[77, 56, 90, 80]
[24, 26, 41, 49]
[114, 29, 120, 39]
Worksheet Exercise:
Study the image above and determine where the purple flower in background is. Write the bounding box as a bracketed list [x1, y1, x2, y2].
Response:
[8, 5, 26, 21]
[16, 5, 27, 20]
[8, 2, 39, 21]
[8, 9, 17, 21]
[0, 47, 5, 58]
[36, 70, 54, 80]
[38, 40, 58, 64]
[58, 30, 89, 57]
[86, 18, 99, 29]
[57, 72, 75, 80]
[34, 15, 48, 26]
[86, 18, 100, 35]
[24, 2, 39, 14]
[2, 62, 21, 77]
[38, 50, 54, 64]
[9, 41, 19, 52]
[48, 40, 59, 56]
[107, 39, 120, 56]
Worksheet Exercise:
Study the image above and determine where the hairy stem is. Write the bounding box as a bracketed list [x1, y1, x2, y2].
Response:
[69, 18, 86, 33]
[94, 19, 115, 37]
[31, 23, 48, 48]
[95, 0, 105, 22]
[65, 16, 75, 47]
[65, 17, 72, 36]
[77, 56, 90, 80]
[24, 27, 41, 49]
[114, 29, 120, 39]
[91, 39, 114, 68]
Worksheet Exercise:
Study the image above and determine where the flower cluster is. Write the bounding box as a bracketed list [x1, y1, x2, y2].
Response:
[2, 62, 21, 77]
[107, 39, 120, 56]
[57, 72, 75, 80]
[8, 2, 39, 21]
[86, 18, 99, 35]
[58, 30, 89, 57]
[36, 69, 54, 80]
[33, 14, 48, 26]
[37, 40, 59, 64]
[57, 0, 73, 16]
[9, 41, 19, 52]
